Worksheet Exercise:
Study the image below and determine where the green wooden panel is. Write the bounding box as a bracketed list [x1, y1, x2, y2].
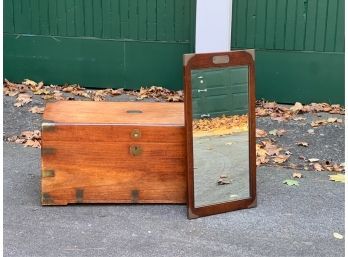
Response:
[93, 0, 103, 38]
[101, 0, 112, 38]
[166, 0, 175, 41]
[4, 0, 15, 33]
[254, 0, 267, 48]
[335, 0, 344, 52]
[304, 0, 317, 50]
[255, 50, 344, 104]
[157, 0, 166, 40]
[233, 0, 343, 53]
[129, 0, 138, 39]
[294, 0, 306, 50]
[174, 0, 185, 41]
[245, 0, 257, 48]
[75, 0, 85, 37]
[56, 0, 67, 36]
[120, 0, 129, 38]
[84, 0, 94, 37]
[325, 0, 338, 52]
[66, 0, 76, 37]
[30, 0, 40, 35]
[48, 0, 58, 35]
[284, 0, 297, 50]
[110, 0, 121, 39]
[125, 41, 190, 89]
[265, 0, 277, 49]
[191, 67, 249, 119]
[138, 0, 147, 40]
[147, 0, 156, 40]
[314, 0, 328, 51]
[274, 0, 287, 49]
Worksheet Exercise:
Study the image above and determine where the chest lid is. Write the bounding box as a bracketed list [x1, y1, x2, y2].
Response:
[43, 101, 184, 126]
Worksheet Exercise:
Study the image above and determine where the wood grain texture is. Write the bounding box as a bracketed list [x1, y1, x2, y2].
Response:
[41, 102, 186, 205]
[43, 101, 184, 125]
[184, 51, 257, 219]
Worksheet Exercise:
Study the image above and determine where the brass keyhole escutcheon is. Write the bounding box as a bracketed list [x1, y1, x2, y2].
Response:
[130, 145, 143, 156]
[131, 129, 141, 139]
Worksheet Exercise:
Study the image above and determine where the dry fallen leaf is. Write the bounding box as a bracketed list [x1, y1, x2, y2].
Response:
[292, 172, 303, 178]
[29, 106, 45, 114]
[14, 93, 32, 107]
[308, 158, 320, 163]
[290, 102, 304, 113]
[293, 117, 306, 121]
[273, 155, 289, 164]
[307, 129, 315, 134]
[22, 79, 37, 87]
[333, 232, 344, 240]
[297, 142, 309, 147]
[256, 129, 268, 138]
[313, 163, 324, 171]
[329, 174, 345, 183]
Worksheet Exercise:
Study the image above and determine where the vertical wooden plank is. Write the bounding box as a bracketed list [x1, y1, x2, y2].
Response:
[66, 0, 76, 36]
[30, 0, 40, 34]
[120, 0, 129, 38]
[12, 0, 21, 33]
[245, 0, 257, 48]
[4, 0, 15, 33]
[102, 0, 112, 38]
[294, 0, 306, 50]
[93, 0, 103, 37]
[147, 0, 156, 40]
[75, 0, 85, 37]
[183, 0, 190, 41]
[235, 0, 247, 47]
[110, 0, 121, 38]
[265, 0, 277, 49]
[274, 0, 287, 49]
[129, 0, 138, 39]
[174, 0, 185, 41]
[138, 0, 147, 40]
[157, 0, 166, 40]
[324, 0, 338, 52]
[304, 0, 317, 50]
[231, 0, 238, 48]
[335, 0, 344, 52]
[255, 0, 267, 48]
[164, 0, 175, 41]
[48, 0, 58, 35]
[84, 0, 93, 36]
[314, 0, 328, 51]
[284, 0, 297, 50]
[39, 0, 49, 35]
[21, 0, 32, 33]
[56, 0, 67, 36]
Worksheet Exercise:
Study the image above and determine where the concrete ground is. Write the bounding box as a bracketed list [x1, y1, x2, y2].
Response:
[194, 132, 250, 207]
[3, 93, 345, 257]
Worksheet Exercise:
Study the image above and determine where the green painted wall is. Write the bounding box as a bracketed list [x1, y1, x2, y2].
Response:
[232, 0, 345, 104]
[4, 0, 194, 90]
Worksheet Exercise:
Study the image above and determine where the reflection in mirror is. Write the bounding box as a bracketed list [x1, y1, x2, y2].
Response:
[191, 66, 250, 208]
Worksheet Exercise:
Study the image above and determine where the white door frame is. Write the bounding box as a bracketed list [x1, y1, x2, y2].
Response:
[195, 0, 233, 53]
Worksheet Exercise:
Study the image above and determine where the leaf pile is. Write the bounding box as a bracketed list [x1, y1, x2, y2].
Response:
[135, 86, 183, 102]
[256, 101, 344, 121]
[256, 140, 289, 166]
[193, 115, 248, 136]
[7, 130, 41, 148]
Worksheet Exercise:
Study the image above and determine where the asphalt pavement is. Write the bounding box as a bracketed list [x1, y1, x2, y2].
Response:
[3, 93, 345, 257]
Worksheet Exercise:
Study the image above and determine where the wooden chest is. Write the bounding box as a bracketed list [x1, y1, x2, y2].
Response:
[41, 101, 186, 205]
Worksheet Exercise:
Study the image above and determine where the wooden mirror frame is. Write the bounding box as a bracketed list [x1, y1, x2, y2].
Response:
[184, 50, 257, 219]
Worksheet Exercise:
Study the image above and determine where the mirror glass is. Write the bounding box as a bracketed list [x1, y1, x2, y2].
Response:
[191, 66, 250, 208]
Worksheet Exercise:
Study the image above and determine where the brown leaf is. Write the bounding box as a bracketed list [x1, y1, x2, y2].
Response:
[29, 106, 45, 114]
[313, 163, 324, 171]
[24, 139, 41, 148]
[297, 141, 309, 147]
[256, 129, 268, 138]
[290, 102, 304, 113]
[22, 79, 37, 87]
[311, 119, 328, 127]
[273, 155, 289, 164]
[292, 172, 303, 178]
[14, 93, 32, 107]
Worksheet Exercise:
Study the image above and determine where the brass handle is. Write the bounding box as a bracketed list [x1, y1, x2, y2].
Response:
[130, 145, 143, 156]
